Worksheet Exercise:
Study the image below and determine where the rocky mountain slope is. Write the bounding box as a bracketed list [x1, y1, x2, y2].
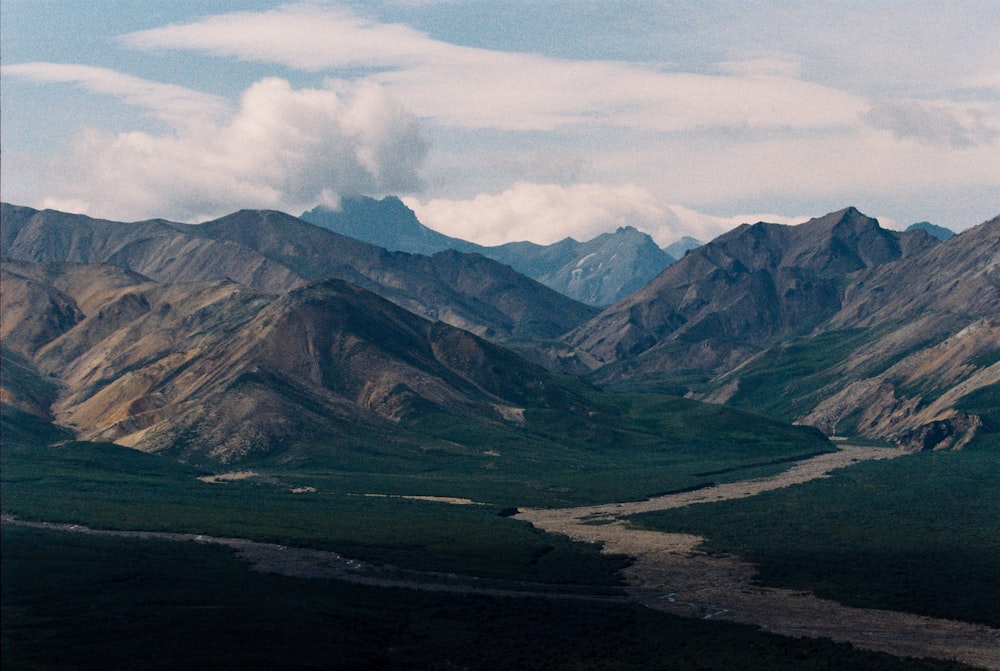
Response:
[565, 207, 936, 370]
[794, 215, 1000, 448]
[302, 196, 675, 305]
[1, 204, 596, 341]
[0, 259, 577, 461]
[564, 208, 998, 450]
[4, 202, 994, 453]
[484, 227, 674, 307]
[3, 257, 830, 465]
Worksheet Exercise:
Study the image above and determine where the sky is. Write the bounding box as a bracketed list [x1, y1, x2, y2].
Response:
[2, 1, 999, 246]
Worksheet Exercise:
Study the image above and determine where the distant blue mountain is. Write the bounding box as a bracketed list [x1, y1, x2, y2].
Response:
[301, 196, 675, 306]
[484, 227, 676, 306]
[301, 196, 477, 256]
[906, 221, 954, 240]
[664, 236, 702, 258]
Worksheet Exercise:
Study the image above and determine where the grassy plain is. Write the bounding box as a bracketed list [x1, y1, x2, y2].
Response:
[2, 525, 978, 671]
[0, 393, 831, 582]
[631, 443, 1000, 628]
[2, 398, 987, 669]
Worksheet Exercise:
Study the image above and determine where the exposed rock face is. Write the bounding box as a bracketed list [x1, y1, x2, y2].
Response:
[565, 209, 998, 450]
[1, 203, 596, 341]
[566, 207, 935, 370]
[0, 261, 564, 461]
[302, 196, 675, 306]
[798, 317, 1000, 449]
[898, 414, 986, 451]
[484, 227, 675, 306]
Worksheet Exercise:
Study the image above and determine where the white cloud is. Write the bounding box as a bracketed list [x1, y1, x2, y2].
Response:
[2, 62, 230, 131]
[715, 56, 802, 79]
[961, 69, 1000, 92]
[29, 75, 428, 222]
[862, 99, 1000, 148]
[122, 3, 867, 134]
[403, 182, 803, 247]
[6, 3, 996, 232]
[121, 4, 439, 71]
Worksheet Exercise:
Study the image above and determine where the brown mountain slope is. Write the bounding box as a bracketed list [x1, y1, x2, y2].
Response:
[1, 261, 160, 416]
[790, 216, 1000, 448]
[1, 204, 305, 293]
[565, 207, 938, 376]
[831, 214, 1000, 328]
[1, 266, 84, 359]
[107, 235, 304, 294]
[598, 213, 1000, 449]
[196, 209, 598, 339]
[1, 204, 598, 341]
[569, 210, 998, 450]
[0, 261, 564, 461]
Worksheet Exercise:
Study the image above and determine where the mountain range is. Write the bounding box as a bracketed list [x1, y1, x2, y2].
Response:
[1, 204, 595, 341]
[2, 202, 997, 457]
[302, 197, 678, 306]
[565, 207, 998, 449]
[1, 257, 582, 460]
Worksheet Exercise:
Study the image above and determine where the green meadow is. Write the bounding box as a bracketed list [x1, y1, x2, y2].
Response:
[2, 524, 977, 671]
[631, 443, 1000, 628]
[2, 397, 990, 669]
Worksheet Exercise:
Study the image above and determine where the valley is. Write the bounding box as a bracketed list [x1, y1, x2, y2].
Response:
[5, 443, 997, 668]
[2, 202, 998, 669]
[518, 445, 1000, 669]
[4, 3, 998, 667]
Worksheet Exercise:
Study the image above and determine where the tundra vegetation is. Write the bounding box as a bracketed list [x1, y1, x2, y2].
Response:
[1, 405, 983, 670]
[3, 205, 997, 669]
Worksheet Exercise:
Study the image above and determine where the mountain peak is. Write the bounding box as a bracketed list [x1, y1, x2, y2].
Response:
[801, 205, 875, 231]
[906, 221, 955, 240]
[300, 195, 472, 256]
[565, 206, 942, 368]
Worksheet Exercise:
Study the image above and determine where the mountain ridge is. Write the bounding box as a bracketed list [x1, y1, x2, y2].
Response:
[302, 196, 675, 305]
[1, 203, 597, 342]
[3, 202, 995, 453]
[564, 207, 939, 367]
[564, 208, 998, 449]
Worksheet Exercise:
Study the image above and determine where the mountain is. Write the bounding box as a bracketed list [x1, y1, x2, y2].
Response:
[792, 215, 1000, 448]
[2, 258, 831, 465]
[5, 202, 994, 453]
[566, 207, 935, 370]
[484, 227, 675, 306]
[906, 221, 954, 240]
[664, 236, 702, 258]
[301, 196, 477, 256]
[564, 207, 999, 450]
[0, 260, 573, 461]
[1, 203, 596, 341]
[301, 196, 675, 306]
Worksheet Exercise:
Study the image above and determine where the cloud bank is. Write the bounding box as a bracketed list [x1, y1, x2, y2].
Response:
[862, 99, 999, 149]
[10, 73, 427, 222]
[3, 62, 230, 131]
[405, 183, 804, 247]
[3, 2, 997, 237]
[122, 4, 866, 134]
